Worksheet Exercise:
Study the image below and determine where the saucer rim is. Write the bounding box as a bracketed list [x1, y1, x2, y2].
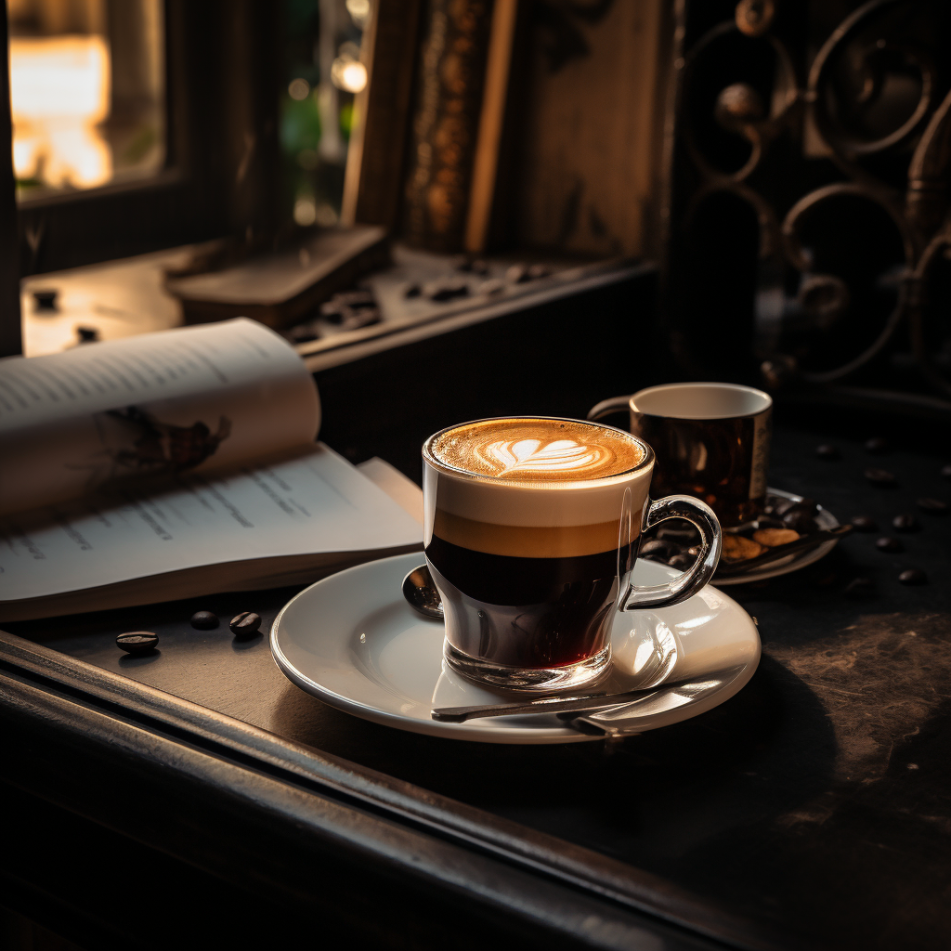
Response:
[270, 553, 761, 744]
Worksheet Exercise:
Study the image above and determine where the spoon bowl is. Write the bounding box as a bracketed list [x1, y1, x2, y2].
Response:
[402, 564, 444, 620]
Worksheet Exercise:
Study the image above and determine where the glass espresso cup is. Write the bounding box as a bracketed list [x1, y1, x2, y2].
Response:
[422, 417, 722, 691]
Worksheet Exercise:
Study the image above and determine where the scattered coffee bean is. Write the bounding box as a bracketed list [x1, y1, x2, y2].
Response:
[845, 578, 875, 599]
[783, 511, 818, 533]
[230, 612, 262, 638]
[892, 514, 920, 533]
[850, 515, 878, 532]
[639, 539, 671, 560]
[403, 283, 421, 299]
[527, 263, 551, 280]
[816, 444, 839, 460]
[427, 281, 470, 302]
[477, 278, 505, 296]
[876, 536, 903, 553]
[865, 468, 896, 487]
[505, 263, 531, 284]
[76, 325, 100, 343]
[865, 437, 889, 454]
[32, 288, 58, 311]
[117, 631, 159, 655]
[190, 610, 218, 630]
[668, 553, 693, 570]
[918, 497, 948, 515]
[288, 324, 319, 344]
[898, 568, 927, 585]
[942, 464, 951, 481]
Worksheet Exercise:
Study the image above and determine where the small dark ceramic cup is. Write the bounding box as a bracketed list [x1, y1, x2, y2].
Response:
[589, 383, 773, 528]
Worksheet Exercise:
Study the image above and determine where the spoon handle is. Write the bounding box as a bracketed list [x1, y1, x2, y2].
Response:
[431, 688, 650, 722]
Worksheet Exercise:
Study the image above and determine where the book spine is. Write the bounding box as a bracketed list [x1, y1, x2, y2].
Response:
[402, 0, 494, 253]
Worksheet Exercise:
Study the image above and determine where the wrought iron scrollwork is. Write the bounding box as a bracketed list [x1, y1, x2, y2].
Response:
[664, 0, 951, 402]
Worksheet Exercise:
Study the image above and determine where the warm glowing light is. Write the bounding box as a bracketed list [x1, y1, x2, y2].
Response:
[294, 197, 317, 226]
[330, 58, 367, 94]
[288, 77, 310, 101]
[9, 35, 112, 189]
[346, 0, 371, 29]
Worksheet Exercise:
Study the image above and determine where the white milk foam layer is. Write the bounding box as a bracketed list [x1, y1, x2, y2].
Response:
[423, 419, 654, 554]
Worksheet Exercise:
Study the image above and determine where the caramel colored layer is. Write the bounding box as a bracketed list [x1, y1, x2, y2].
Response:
[433, 508, 642, 558]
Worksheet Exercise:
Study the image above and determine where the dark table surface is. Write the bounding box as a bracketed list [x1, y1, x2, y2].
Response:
[7, 410, 951, 951]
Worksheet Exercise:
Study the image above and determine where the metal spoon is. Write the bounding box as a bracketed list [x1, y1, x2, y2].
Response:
[401, 564, 444, 619]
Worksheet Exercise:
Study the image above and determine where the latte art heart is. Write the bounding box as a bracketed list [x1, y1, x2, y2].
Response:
[479, 438, 612, 477]
[429, 418, 645, 483]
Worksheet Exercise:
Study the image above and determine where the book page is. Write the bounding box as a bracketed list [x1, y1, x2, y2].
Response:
[0, 444, 421, 609]
[0, 318, 320, 516]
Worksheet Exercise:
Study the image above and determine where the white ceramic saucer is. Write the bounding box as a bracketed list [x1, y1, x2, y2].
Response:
[714, 488, 841, 586]
[270, 552, 760, 744]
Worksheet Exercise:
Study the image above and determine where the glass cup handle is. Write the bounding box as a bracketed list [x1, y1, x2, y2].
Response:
[621, 496, 722, 611]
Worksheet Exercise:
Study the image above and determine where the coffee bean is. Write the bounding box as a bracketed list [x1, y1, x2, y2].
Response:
[850, 515, 877, 532]
[230, 612, 262, 638]
[783, 511, 817, 533]
[427, 281, 469, 302]
[527, 263, 551, 280]
[288, 324, 319, 344]
[506, 264, 531, 284]
[865, 468, 896, 487]
[845, 578, 875, 599]
[477, 278, 505, 296]
[816, 444, 839, 460]
[892, 514, 920, 533]
[898, 568, 927, 585]
[117, 631, 159, 655]
[918, 497, 948, 515]
[876, 536, 903, 553]
[668, 553, 693, 570]
[865, 437, 889, 454]
[639, 539, 671, 560]
[403, 283, 421, 299]
[190, 610, 218, 630]
[942, 464, 951, 481]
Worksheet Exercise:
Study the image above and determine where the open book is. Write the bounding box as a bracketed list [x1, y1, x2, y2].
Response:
[0, 319, 423, 621]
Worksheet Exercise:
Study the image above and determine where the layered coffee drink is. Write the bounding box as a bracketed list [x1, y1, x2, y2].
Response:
[423, 418, 653, 689]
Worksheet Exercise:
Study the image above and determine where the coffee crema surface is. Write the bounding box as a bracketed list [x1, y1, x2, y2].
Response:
[429, 418, 644, 482]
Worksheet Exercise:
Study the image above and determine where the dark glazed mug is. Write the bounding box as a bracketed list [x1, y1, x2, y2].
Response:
[588, 383, 773, 528]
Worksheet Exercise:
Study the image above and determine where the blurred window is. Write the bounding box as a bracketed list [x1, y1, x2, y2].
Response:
[7, 0, 165, 200]
[281, 0, 369, 229]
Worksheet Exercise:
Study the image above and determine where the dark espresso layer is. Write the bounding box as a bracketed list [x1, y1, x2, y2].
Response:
[426, 534, 638, 668]
[426, 534, 634, 605]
